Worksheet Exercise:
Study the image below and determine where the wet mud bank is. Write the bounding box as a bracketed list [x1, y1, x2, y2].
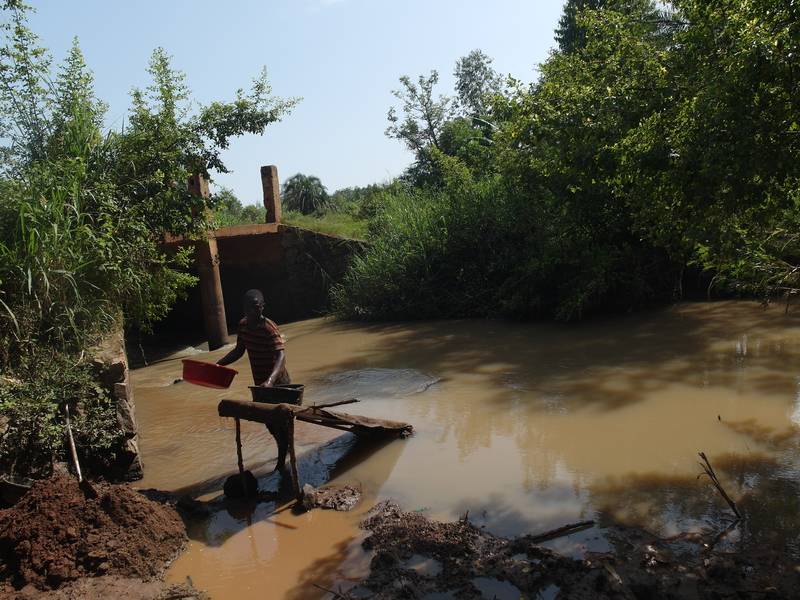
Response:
[345, 501, 798, 600]
[0, 476, 206, 600]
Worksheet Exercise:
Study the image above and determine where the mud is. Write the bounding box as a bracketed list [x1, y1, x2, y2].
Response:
[302, 484, 362, 512]
[2, 576, 207, 600]
[345, 501, 799, 599]
[0, 476, 186, 592]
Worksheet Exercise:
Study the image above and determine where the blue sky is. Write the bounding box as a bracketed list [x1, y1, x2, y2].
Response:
[30, 0, 564, 204]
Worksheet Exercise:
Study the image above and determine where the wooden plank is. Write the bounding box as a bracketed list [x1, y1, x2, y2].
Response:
[218, 399, 413, 438]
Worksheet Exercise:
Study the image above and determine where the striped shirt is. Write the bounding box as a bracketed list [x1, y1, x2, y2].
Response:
[237, 317, 290, 385]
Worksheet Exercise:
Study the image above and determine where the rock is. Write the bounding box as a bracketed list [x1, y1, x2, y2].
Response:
[90, 327, 143, 482]
[301, 483, 361, 512]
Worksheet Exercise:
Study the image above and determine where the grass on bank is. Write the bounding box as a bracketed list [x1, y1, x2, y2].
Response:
[213, 204, 368, 240]
[282, 210, 368, 240]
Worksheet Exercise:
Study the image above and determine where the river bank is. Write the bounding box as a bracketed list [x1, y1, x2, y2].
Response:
[345, 498, 797, 599]
[3, 473, 796, 599]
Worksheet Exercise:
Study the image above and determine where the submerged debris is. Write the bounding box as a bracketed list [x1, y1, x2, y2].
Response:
[335, 500, 798, 599]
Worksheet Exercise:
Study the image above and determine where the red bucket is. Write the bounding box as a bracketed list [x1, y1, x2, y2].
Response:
[182, 359, 238, 389]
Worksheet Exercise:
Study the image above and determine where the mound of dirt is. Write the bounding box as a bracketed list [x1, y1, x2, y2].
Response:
[0, 476, 187, 591]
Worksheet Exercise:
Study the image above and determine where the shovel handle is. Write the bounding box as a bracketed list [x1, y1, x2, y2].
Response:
[64, 405, 83, 483]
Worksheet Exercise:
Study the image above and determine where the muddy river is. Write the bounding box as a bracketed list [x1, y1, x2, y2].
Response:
[132, 301, 800, 599]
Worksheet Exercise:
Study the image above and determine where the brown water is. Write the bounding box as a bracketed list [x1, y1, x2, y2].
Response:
[132, 301, 800, 599]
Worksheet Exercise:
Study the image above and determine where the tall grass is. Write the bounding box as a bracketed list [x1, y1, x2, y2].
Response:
[332, 175, 516, 319]
[0, 123, 113, 359]
[212, 202, 369, 240]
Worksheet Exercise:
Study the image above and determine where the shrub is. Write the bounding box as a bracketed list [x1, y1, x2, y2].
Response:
[0, 352, 121, 478]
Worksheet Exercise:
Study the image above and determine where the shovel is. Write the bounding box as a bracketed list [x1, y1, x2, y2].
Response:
[64, 404, 98, 499]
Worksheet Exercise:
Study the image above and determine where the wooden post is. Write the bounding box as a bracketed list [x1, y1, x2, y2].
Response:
[235, 417, 248, 497]
[260, 165, 281, 224]
[287, 416, 300, 498]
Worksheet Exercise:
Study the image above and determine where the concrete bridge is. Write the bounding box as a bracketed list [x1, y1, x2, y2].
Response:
[164, 166, 363, 349]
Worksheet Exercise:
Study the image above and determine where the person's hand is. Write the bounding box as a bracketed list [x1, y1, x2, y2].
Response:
[261, 379, 274, 387]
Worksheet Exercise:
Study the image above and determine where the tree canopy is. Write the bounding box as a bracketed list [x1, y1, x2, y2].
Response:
[335, 0, 800, 321]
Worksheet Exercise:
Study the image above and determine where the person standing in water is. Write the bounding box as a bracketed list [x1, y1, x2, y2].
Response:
[217, 289, 290, 387]
[217, 289, 292, 471]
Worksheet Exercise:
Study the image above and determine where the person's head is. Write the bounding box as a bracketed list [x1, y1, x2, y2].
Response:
[243, 289, 265, 322]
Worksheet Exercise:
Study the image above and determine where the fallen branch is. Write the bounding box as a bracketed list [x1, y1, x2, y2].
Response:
[525, 520, 595, 544]
[698, 451, 742, 520]
[312, 582, 362, 599]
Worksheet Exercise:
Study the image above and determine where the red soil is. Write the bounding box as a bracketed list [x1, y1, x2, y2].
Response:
[0, 476, 186, 591]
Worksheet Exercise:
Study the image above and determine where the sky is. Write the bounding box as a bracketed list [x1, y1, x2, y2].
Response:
[30, 0, 565, 205]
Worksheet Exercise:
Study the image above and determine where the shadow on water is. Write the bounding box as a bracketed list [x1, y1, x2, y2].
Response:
[179, 434, 402, 548]
[299, 301, 800, 414]
[282, 537, 369, 600]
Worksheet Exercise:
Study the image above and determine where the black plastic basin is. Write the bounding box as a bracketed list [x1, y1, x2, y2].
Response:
[249, 384, 305, 405]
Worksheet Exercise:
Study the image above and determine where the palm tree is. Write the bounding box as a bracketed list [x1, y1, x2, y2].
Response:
[281, 173, 329, 215]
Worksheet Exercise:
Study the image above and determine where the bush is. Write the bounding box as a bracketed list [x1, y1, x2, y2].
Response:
[333, 157, 512, 319]
[333, 151, 675, 321]
[0, 352, 121, 478]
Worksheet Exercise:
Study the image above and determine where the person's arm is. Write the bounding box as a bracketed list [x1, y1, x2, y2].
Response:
[262, 349, 285, 387]
[217, 337, 245, 366]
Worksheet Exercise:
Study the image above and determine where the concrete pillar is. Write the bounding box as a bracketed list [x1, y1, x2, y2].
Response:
[188, 173, 228, 350]
[196, 238, 228, 350]
[261, 165, 281, 224]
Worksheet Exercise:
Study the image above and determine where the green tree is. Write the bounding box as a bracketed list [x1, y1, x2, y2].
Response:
[343, 0, 800, 323]
[453, 49, 502, 117]
[240, 203, 266, 223]
[386, 50, 503, 187]
[214, 186, 243, 215]
[554, 0, 607, 53]
[614, 0, 800, 297]
[0, 0, 52, 173]
[282, 173, 329, 214]
[554, 0, 664, 54]
[386, 71, 452, 158]
[52, 37, 105, 134]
